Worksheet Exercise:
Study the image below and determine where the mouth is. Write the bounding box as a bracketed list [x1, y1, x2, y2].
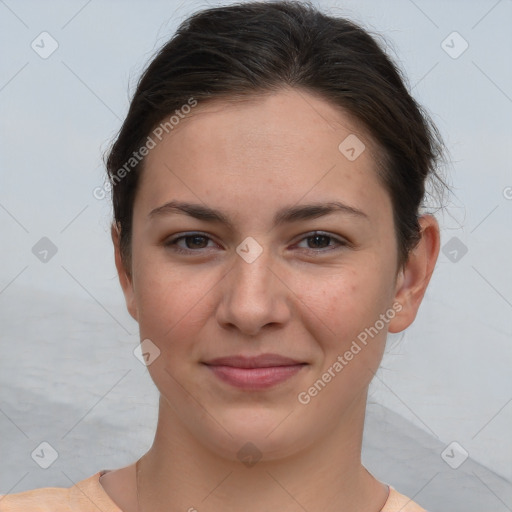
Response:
[202, 354, 307, 390]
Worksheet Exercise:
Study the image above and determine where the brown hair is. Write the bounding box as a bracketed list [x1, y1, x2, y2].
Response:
[105, 0, 446, 273]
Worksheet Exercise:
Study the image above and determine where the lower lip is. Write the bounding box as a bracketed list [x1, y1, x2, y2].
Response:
[205, 364, 305, 390]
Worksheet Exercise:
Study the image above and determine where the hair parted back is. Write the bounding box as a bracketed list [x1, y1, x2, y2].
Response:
[105, 0, 446, 273]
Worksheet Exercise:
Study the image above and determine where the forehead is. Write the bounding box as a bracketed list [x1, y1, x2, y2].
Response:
[137, 88, 391, 222]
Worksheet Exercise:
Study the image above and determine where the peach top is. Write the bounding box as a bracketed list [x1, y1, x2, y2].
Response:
[0, 470, 429, 511]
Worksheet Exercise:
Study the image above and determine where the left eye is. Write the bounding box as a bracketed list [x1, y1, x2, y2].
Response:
[295, 232, 346, 251]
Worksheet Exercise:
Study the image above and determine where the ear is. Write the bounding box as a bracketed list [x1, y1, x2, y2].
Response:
[388, 215, 440, 333]
[111, 223, 138, 322]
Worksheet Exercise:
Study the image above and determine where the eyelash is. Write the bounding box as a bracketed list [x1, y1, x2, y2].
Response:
[164, 231, 348, 255]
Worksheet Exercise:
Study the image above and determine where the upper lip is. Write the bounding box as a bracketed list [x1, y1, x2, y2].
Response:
[203, 354, 305, 368]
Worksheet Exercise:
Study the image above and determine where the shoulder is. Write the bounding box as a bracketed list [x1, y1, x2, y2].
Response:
[0, 471, 122, 512]
[0, 484, 69, 512]
[381, 486, 430, 512]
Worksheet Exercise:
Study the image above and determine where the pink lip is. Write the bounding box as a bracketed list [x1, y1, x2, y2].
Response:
[203, 354, 307, 390]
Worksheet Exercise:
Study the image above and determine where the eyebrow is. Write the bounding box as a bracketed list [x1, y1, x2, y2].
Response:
[148, 200, 368, 228]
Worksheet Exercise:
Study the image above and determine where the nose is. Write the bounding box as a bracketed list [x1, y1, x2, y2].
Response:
[215, 244, 291, 337]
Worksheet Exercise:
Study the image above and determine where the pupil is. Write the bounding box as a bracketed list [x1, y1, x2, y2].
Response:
[188, 236, 207, 249]
[309, 235, 329, 248]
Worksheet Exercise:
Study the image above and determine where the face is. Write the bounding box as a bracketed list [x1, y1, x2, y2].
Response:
[114, 87, 434, 461]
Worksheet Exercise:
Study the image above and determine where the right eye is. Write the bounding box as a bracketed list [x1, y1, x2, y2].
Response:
[164, 232, 220, 254]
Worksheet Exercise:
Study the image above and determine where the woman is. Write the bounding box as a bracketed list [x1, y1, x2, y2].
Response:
[0, 1, 445, 510]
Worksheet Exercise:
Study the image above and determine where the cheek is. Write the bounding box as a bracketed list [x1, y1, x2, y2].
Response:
[294, 268, 392, 403]
[136, 274, 199, 337]
[292, 263, 393, 346]
[131, 248, 222, 356]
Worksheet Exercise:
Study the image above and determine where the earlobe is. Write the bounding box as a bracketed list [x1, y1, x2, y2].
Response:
[111, 223, 138, 322]
[388, 215, 440, 333]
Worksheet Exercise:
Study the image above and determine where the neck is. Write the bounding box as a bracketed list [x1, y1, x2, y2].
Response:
[136, 392, 389, 512]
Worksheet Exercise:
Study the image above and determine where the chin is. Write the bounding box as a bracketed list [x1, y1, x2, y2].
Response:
[191, 407, 312, 463]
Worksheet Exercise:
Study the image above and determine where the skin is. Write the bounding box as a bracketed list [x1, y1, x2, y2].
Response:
[103, 87, 440, 512]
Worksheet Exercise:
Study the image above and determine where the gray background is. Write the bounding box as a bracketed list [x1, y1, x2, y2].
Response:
[1, 0, 511, 510]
